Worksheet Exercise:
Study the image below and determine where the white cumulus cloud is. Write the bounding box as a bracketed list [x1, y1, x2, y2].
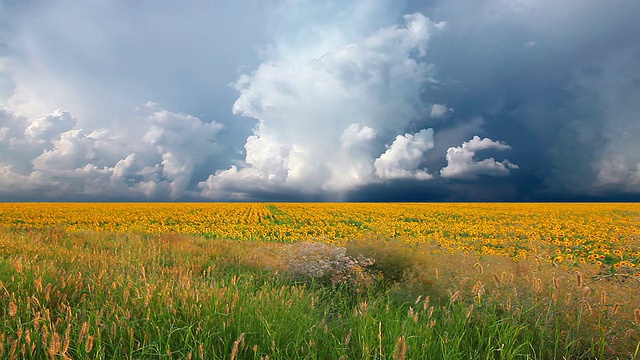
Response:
[374, 129, 434, 180]
[440, 136, 518, 180]
[0, 105, 222, 200]
[430, 104, 452, 119]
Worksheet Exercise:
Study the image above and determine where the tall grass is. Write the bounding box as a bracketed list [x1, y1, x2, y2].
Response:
[1, 228, 639, 359]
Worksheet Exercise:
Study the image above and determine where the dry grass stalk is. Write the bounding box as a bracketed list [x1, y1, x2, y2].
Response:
[533, 277, 542, 292]
[230, 332, 245, 360]
[450, 290, 461, 302]
[78, 322, 89, 344]
[62, 326, 71, 355]
[625, 329, 634, 339]
[564, 292, 573, 307]
[13, 259, 23, 273]
[8, 340, 17, 359]
[611, 303, 620, 315]
[378, 322, 383, 357]
[581, 300, 593, 316]
[0, 333, 6, 357]
[472, 282, 485, 298]
[492, 273, 501, 287]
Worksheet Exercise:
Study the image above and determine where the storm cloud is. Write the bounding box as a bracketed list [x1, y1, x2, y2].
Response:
[1, 0, 639, 201]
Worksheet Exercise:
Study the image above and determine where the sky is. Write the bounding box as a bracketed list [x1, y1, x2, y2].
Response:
[1, 0, 640, 202]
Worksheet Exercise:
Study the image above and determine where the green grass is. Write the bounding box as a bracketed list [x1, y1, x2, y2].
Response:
[0, 228, 639, 359]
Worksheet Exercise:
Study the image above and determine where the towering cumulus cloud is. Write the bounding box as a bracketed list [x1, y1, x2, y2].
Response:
[200, 13, 445, 198]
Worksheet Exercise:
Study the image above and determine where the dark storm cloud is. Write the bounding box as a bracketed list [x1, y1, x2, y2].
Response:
[404, 0, 640, 200]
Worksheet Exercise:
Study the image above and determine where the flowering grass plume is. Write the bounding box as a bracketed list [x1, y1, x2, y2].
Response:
[281, 242, 375, 291]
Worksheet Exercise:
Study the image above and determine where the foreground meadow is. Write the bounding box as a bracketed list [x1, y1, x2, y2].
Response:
[1, 203, 640, 358]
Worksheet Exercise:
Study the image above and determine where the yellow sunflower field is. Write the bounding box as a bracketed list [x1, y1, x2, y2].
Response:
[2, 202, 639, 272]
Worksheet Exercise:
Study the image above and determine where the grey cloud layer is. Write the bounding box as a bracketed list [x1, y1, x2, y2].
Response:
[1, 0, 639, 201]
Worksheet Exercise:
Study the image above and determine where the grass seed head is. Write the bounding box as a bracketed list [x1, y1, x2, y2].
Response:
[345, 329, 352, 346]
[393, 336, 407, 360]
[581, 300, 593, 316]
[466, 304, 474, 318]
[423, 296, 430, 310]
[48, 333, 61, 358]
[85, 335, 94, 353]
[575, 271, 583, 287]
[8, 302, 17, 317]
